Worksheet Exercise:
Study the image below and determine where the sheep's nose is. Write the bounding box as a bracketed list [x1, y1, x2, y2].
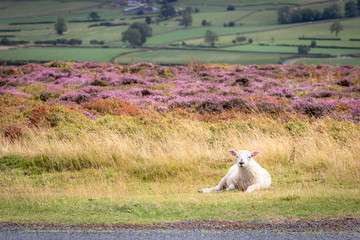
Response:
[239, 162, 244, 167]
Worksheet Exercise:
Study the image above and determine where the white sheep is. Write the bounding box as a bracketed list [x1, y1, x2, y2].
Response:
[198, 150, 271, 193]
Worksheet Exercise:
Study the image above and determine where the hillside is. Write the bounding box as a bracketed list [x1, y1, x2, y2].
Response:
[0, 0, 360, 65]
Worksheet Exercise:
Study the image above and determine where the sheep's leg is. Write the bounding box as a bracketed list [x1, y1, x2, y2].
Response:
[245, 184, 261, 193]
[198, 177, 226, 193]
[226, 184, 235, 191]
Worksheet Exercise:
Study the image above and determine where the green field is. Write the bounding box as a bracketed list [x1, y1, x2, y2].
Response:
[291, 57, 360, 66]
[116, 49, 291, 65]
[1, 47, 139, 63]
[221, 45, 360, 56]
[0, 0, 360, 65]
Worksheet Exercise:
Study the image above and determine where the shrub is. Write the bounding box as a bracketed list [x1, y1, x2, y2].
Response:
[228, 21, 235, 27]
[1, 124, 24, 141]
[39, 91, 52, 101]
[90, 79, 109, 86]
[227, 6, 235, 11]
[81, 99, 141, 116]
[58, 92, 91, 104]
[267, 87, 295, 99]
[298, 45, 310, 54]
[310, 40, 317, 48]
[90, 40, 105, 45]
[232, 77, 250, 87]
[27, 105, 49, 127]
[222, 98, 251, 112]
[291, 99, 337, 118]
[196, 100, 223, 114]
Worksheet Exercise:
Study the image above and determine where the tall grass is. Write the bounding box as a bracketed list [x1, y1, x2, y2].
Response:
[1, 113, 359, 199]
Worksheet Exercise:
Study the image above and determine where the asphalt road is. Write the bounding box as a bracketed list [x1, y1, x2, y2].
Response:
[1, 230, 360, 240]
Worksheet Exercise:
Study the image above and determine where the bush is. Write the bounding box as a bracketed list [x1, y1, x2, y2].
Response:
[34, 38, 82, 45]
[90, 40, 105, 45]
[1, 37, 29, 46]
[291, 99, 337, 118]
[81, 99, 141, 116]
[1, 124, 24, 141]
[196, 100, 223, 114]
[236, 36, 247, 42]
[298, 45, 310, 54]
[299, 37, 341, 41]
[310, 40, 317, 48]
[222, 98, 251, 112]
[227, 6, 235, 11]
[88, 22, 129, 28]
[58, 92, 91, 104]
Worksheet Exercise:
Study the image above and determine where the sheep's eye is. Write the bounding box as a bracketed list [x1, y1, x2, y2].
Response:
[248, 156, 251, 159]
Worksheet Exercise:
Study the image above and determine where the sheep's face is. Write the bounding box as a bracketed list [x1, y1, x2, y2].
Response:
[228, 150, 260, 168]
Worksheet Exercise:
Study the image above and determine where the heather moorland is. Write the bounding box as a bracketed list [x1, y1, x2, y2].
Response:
[0, 61, 359, 224]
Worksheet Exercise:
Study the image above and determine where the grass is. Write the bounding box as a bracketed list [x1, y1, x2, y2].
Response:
[1, 189, 359, 224]
[0, 108, 359, 224]
[185, 18, 360, 47]
[220, 45, 360, 56]
[0, 1, 100, 20]
[116, 49, 291, 65]
[146, 25, 280, 45]
[237, 10, 278, 25]
[221, 45, 299, 53]
[0, 47, 139, 63]
[1, 1, 360, 65]
[292, 57, 360, 66]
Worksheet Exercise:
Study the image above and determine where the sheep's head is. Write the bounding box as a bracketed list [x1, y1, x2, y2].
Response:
[228, 150, 260, 168]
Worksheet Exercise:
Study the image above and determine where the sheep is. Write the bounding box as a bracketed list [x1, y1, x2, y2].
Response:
[198, 150, 271, 193]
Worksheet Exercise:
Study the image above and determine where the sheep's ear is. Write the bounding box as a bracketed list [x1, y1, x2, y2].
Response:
[251, 151, 260, 158]
[228, 150, 237, 157]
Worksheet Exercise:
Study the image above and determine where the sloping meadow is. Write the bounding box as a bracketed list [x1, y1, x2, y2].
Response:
[0, 61, 359, 222]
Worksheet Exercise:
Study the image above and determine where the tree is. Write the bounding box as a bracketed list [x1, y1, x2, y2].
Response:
[236, 36, 247, 43]
[185, 7, 192, 14]
[1, 37, 10, 45]
[298, 45, 310, 54]
[323, 4, 342, 19]
[122, 29, 142, 47]
[277, 7, 292, 24]
[204, 30, 219, 47]
[227, 6, 235, 11]
[88, 12, 100, 21]
[145, 16, 152, 25]
[122, 22, 152, 47]
[160, 4, 177, 19]
[201, 19, 211, 26]
[330, 22, 343, 36]
[291, 9, 303, 23]
[300, 8, 315, 22]
[345, 0, 359, 17]
[310, 40, 317, 48]
[179, 13, 192, 27]
[54, 18, 67, 35]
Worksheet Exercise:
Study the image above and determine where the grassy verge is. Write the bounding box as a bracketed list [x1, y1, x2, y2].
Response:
[1, 188, 359, 225]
